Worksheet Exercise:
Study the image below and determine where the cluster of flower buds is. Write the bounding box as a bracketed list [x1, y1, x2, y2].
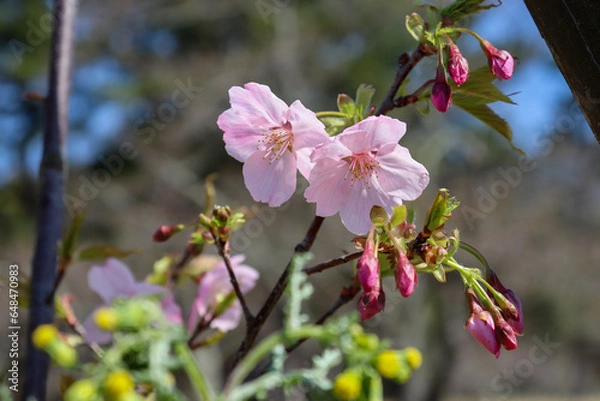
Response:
[430, 32, 514, 113]
[197, 205, 246, 246]
[464, 271, 523, 358]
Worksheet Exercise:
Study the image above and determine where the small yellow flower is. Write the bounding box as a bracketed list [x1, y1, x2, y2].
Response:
[333, 371, 361, 400]
[32, 324, 59, 349]
[104, 370, 135, 399]
[64, 379, 98, 401]
[375, 350, 401, 379]
[404, 347, 423, 370]
[50, 341, 78, 368]
[94, 308, 119, 331]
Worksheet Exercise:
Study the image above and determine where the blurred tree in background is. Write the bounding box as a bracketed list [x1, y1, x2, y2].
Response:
[1, 0, 599, 400]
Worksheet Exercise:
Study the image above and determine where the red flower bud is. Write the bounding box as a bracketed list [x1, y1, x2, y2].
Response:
[486, 269, 523, 335]
[448, 44, 469, 85]
[480, 40, 514, 80]
[358, 289, 385, 321]
[431, 66, 452, 112]
[152, 224, 184, 242]
[495, 315, 518, 351]
[395, 249, 418, 298]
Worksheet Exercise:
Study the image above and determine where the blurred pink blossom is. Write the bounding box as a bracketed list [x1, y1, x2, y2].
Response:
[82, 258, 182, 344]
[188, 255, 259, 333]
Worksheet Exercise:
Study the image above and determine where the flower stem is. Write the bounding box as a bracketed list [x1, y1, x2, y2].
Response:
[174, 341, 214, 401]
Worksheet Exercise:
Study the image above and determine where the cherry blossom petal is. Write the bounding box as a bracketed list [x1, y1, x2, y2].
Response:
[219, 109, 266, 162]
[295, 148, 315, 179]
[340, 116, 406, 152]
[211, 304, 243, 332]
[286, 100, 329, 150]
[304, 158, 352, 217]
[339, 180, 392, 235]
[243, 150, 297, 207]
[228, 83, 288, 127]
[376, 146, 430, 200]
[88, 258, 138, 304]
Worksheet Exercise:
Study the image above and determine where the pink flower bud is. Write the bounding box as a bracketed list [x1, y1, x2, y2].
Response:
[495, 316, 518, 351]
[431, 66, 452, 112]
[357, 239, 380, 293]
[465, 311, 500, 358]
[358, 289, 385, 321]
[395, 249, 418, 298]
[152, 224, 184, 242]
[448, 44, 469, 85]
[486, 269, 523, 335]
[480, 40, 514, 80]
[503, 289, 524, 335]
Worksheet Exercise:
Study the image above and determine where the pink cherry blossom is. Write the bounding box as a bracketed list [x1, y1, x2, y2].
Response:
[82, 258, 182, 344]
[304, 115, 429, 235]
[217, 83, 330, 207]
[188, 255, 259, 333]
[395, 248, 418, 298]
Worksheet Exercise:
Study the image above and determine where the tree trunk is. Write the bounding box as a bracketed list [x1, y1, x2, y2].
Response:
[524, 0, 600, 144]
[23, 1, 77, 399]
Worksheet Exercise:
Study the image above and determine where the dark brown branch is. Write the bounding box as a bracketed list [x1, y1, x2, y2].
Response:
[302, 250, 362, 276]
[375, 43, 437, 116]
[232, 216, 325, 367]
[24, 1, 77, 399]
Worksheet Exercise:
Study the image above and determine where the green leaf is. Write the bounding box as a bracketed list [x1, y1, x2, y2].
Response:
[337, 94, 356, 116]
[390, 205, 407, 227]
[415, 100, 431, 116]
[355, 84, 375, 119]
[78, 246, 140, 261]
[59, 211, 86, 263]
[405, 13, 426, 43]
[441, 0, 500, 22]
[320, 116, 353, 136]
[452, 100, 525, 155]
[451, 67, 516, 106]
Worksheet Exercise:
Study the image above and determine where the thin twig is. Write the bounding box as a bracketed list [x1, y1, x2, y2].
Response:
[24, 1, 77, 399]
[214, 239, 254, 324]
[166, 244, 196, 290]
[375, 43, 437, 116]
[232, 216, 325, 367]
[302, 250, 363, 276]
